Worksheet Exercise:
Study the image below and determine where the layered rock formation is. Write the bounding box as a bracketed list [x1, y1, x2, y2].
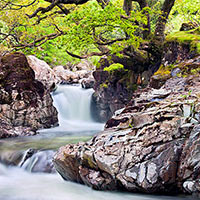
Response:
[54, 65, 200, 196]
[92, 32, 200, 121]
[92, 58, 152, 122]
[0, 52, 58, 138]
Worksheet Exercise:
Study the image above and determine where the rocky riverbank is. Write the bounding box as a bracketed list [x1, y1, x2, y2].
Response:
[54, 54, 200, 196]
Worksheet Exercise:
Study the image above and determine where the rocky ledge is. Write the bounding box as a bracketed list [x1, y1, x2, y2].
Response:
[0, 52, 58, 138]
[54, 69, 200, 196]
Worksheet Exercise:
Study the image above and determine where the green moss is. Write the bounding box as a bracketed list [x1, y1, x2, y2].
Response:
[96, 62, 101, 69]
[100, 83, 109, 88]
[154, 64, 171, 76]
[104, 63, 124, 72]
[166, 28, 200, 53]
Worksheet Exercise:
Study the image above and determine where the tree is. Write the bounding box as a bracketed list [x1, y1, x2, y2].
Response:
[0, 0, 177, 67]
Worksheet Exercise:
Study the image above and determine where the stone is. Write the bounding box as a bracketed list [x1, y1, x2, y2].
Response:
[0, 52, 58, 138]
[27, 55, 60, 90]
[81, 76, 95, 89]
[54, 74, 200, 196]
[22, 150, 56, 173]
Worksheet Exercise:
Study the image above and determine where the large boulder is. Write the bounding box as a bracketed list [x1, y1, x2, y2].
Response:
[53, 66, 80, 84]
[0, 52, 58, 138]
[54, 73, 200, 195]
[27, 55, 60, 90]
[92, 60, 152, 122]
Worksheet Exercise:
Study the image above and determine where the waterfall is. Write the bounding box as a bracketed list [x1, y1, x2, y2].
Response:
[53, 84, 94, 122]
[39, 84, 104, 135]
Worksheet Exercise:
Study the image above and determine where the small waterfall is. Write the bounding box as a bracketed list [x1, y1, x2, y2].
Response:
[53, 84, 93, 122]
[40, 84, 104, 135]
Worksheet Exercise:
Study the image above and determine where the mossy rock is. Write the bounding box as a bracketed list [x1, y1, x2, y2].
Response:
[154, 64, 171, 77]
[104, 63, 125, 73]
[166, 28, 200, 54]
[174, 56, 200, 77]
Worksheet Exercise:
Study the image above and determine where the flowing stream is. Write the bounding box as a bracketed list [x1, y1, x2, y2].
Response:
[0, 85, 195, 200]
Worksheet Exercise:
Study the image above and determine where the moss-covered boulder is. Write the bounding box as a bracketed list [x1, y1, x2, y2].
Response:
[150, 28, 200, 89]
[92, 54, 153, 122]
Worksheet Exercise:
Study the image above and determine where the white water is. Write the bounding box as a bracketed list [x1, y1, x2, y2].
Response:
[0, 85, 193, 200]
[0, 163, 191, 200]
[39, 84, 104, 135]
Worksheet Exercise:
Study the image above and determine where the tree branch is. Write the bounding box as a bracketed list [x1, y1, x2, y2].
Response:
[0, 0, 38, 10]
[27, 0, 60, 18]
[13, 32, 62, 50]
[66, 49, 110, 59]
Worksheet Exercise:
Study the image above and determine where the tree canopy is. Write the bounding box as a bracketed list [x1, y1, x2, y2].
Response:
[0, 0, 199, 65]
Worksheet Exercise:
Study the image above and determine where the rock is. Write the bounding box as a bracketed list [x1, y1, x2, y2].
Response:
[75, 60, 93, 71]
[92, 67, 135, 122]
[22, 150, 56, 173]
[53, 66, 79, 84]
[54, 74, 200, 195]
[171, 68, 181, 77]
[92, 55, 153, 122]
[81, 76, 95, 89]
[53, 63, 93, 84]
[162, 41, 198, 68]
[0, 148, 36, 166]
[54, 144, 83, 183]
[27, 55, 60, 90]
[0, 148, 56, 173]
[0, 52, 58, 138]
[149, 74, 171, 89]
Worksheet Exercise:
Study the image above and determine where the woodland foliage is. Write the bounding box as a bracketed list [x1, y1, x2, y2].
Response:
[0, 0, 199, 65]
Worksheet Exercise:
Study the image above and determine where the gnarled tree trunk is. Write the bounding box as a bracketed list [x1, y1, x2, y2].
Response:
[154, 0, 176, 42]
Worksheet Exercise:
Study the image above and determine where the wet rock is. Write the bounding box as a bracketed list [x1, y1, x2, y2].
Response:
[0, 52, 58, 138]
[81, 76, 95, 89]
[54, 144, 83, 183]
[22, 150, 56, 173]
[54, 74, 200, 195]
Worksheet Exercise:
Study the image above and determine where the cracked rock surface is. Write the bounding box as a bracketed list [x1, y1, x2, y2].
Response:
[0, 52, 58, 138]
[54, 73, 200, 195]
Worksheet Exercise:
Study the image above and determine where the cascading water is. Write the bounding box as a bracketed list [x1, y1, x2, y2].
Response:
[55, 84, 93, 121]
[39, 84, 104, 135]
[0, 85, 192, 200]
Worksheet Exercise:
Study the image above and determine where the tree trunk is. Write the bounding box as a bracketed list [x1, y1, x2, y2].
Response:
[154, 0, 176, 42]
[123, 0, 132, 16]
[133, 0, 150, 39]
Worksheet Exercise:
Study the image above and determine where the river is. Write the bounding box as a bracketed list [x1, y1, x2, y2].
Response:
[0, 85, 195, 200]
